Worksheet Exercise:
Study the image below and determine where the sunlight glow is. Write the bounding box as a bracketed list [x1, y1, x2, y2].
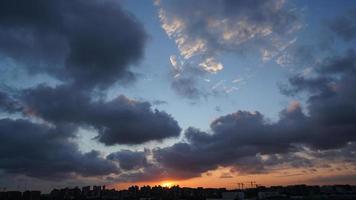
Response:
[161, 181, 175, 188]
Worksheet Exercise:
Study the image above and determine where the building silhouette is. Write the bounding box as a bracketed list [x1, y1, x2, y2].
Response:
[0, 184, 356, 200]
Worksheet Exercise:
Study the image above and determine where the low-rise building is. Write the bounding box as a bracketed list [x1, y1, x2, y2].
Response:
[207, 191, 244, 200]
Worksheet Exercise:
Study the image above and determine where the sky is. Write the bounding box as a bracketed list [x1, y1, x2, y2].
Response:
[0, 0, 356, 192]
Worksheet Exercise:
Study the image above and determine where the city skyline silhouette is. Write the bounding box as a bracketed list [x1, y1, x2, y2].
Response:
[0, 0, 356, 195]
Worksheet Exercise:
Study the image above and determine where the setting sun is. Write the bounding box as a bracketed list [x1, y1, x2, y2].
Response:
[160, 181, 175, 188]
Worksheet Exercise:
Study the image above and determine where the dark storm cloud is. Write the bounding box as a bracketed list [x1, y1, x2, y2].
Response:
[0, 118, 118, 179]
[151, 49, 356, 179]
[94, 95, 181, 145]
[153, 110, 303, 179]
[280, 76, 333, 96]
[107, 150, 148, 171]
[21, 84, 181, 145]
[0, 0, 146, 89]
[0, 0, 180, 164]
[284, 50, 356, 138]
[317, 49, 356, 74]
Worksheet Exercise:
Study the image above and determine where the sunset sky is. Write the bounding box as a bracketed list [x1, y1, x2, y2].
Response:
[1, 0, 356, 192]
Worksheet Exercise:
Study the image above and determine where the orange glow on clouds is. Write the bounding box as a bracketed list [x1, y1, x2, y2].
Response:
[108, 165, 356, 191]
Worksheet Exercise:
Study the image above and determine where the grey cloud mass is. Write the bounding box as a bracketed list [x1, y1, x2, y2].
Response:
[21, 84, 181, 145]
[0, 119, 118, 179]
[107, 150, 148, 171]
[0, 0, 146, 89]
[0, 0, 180, 147]
[0, 0, 180, 182]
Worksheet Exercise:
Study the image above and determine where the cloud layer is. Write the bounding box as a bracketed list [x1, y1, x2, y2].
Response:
[148, 48, 356, 180]
[0, 0, 146, 89]
[0, 119, 118, 179]
[21, 85, 181, 145]
[0, 0, 180, 183]
[0, 0, 356, 187]
[158, 0, 300, 98]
